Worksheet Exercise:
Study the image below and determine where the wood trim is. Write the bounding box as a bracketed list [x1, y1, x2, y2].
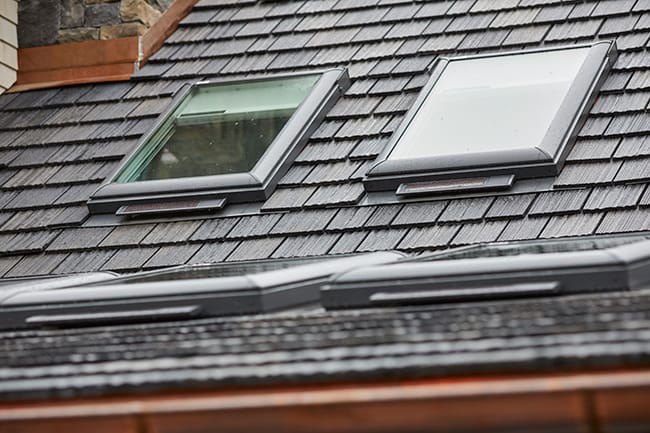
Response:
[12, 37, 139, 91]
[141, 0, 199, 63]
[9, 0, 199, 92]
[1, 368, 650, 433]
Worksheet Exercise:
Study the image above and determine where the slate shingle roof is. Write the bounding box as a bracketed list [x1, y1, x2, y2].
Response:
[1, 0, 650, 400]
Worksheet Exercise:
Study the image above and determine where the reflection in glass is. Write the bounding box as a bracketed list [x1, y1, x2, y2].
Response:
[115, 75, 319, 182]
[388, 47, 590, 160]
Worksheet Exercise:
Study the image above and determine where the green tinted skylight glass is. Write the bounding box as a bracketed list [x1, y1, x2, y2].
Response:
[115, 75, 320, 183]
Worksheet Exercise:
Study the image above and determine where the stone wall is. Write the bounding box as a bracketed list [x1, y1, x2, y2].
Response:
[0, 1, 18, 93]
[18, 0, 173, 48]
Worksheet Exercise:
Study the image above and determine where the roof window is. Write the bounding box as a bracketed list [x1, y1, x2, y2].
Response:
[88, 69, 350, 215]
[321, 235, 650, 309]
[364, 42, 616, 196]
[0, 252, 402, 330]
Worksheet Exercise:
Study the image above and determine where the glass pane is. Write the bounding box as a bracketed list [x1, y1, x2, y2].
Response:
[388, 47, 590, 160]
[115, 75, 319, 182]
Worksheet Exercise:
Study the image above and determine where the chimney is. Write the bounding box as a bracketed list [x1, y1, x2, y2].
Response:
[12, 0, 193, 92]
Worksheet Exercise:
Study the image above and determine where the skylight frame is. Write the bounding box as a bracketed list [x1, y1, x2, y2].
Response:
[0, 252, 403, 330]
[87, 69, 350, 214]
[321, 235, 650, 310]
[363, 41, 617, 193]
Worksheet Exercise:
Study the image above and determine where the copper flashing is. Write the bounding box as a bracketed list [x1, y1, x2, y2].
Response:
[9, 0, 199, 92]
[1, 368, 650, 433]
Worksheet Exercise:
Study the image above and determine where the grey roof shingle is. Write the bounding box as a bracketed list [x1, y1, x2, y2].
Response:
[2, 0, 650, 401]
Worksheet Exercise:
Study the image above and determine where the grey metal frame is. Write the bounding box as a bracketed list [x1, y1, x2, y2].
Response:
[363, 41, 617, 193]
[0, 252, 403, 330]
[321, 236, 650, 309]
[88, 69, 351, 214]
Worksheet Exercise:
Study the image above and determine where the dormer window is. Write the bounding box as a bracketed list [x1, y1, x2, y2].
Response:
[363, 42, 616, 196]
[88, 69, 350, 215]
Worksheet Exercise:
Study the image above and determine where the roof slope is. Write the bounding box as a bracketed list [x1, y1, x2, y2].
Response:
[0, 0, 650, 275]
[1, 0, 650, 400]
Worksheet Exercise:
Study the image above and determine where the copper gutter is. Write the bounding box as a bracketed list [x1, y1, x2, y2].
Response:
[1, 368, 649, 432]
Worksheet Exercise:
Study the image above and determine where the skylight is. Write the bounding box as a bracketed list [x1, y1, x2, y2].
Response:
[88, 69, 350, 215]
[115, 75, 319, 182]
[0, 252, 403, 330]
[321, 235, 650, 309]
[364, 42, 616, 195]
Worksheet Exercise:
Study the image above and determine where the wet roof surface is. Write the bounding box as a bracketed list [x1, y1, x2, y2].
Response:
[1, 0, 650, 399]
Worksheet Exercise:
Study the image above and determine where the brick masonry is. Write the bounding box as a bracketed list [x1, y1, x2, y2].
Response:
[18, 0, 172, 47]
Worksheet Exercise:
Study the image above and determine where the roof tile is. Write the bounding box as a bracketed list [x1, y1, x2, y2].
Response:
[600, 14, 640, 34]
[101, 247, 159, 271]
[498, 216, 549, 241]
[6, 253, 68, 278]
[364, 204, 402, 227]
[47, 227, 113, 251]
[414, 2, 453, 18]
[54, 183, 101, 205]
[99, 224, 156, 247]
[357, 228, 407, 251]
[591, 0, 637, 16]
[303, 161, 363, 184]
[272, 233, 340, 258]
[554, 161, 622, 187]
[607, 113, 650, 136]
[615, 135, 650, 158]
[141, 220, 202, 245]
[143, 244, 202, 268]
[296, 140, 357, 163]
[533, 4, 574, 23]
[305, 182, 365, 207]
[227, 213, 282, 239]
[540, 212, 603, 238]
[329, 230, 368, 254]
[592, 92, 650, 114]
[568, 3, 597, 19]
[48, 205, 89, 227]
[327, 206, 375, 230]
[418, 33, 464, 52]
[270, 209, 337, 235]
[4, 187, 68, 210]
[584, 185, 645, 210]
[381, 3, 422, 22]
[529, 189, 590, 215]
[392, 201, 447, 226]
[190, 217, 240, 241]
[0, 256, 19, 277]
[397, 224, 458, 249]
[491, 8, 540, 28]
[485, 194, 535, 219]
[0, 230, 60, 254]
[567, 137, 619, 161]
[53, 250, 115, 274]
[614, 157, 650, 182]
[349, 136, 389, 159]
[226, 237, 284, 261]
[458, 29, 509, 50]
[470, 0, 519, 13]
[3, 166, 59, 188]
[351, 23, 392, 42]
[597, 208, 650, 233]
[262, 186, 316, 211]
[546, 19, 603, 41]
[189, 240, 240, 264]
[438, 197, 494, 222]
[451, 220, 508, 245]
